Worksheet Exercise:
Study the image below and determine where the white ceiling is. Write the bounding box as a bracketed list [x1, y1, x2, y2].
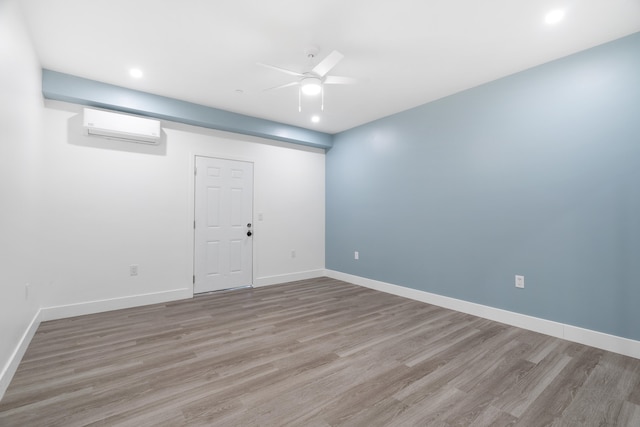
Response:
[18, 0, 640, 134]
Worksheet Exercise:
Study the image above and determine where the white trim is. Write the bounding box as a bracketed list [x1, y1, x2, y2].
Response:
[40, 288, 193, 321]
[325, 270, 640, 360]
[564, 325, 640, 359]
[253, 269, 325, 287]
[0, 309, 42, 400]
[1, 287, 191, 399]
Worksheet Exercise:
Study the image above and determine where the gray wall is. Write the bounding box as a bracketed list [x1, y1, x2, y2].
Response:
[326, 32, 640, 340]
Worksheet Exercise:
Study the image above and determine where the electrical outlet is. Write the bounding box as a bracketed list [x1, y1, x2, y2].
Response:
[354, 251, 359, 260]
[130, 264, 139, 276]
[515, 275, 524, 289]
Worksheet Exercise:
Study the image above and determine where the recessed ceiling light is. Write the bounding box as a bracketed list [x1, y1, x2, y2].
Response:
[545, 9, 565, 25]
[129, 68, 143, 79]
[311, 115, 320, 123]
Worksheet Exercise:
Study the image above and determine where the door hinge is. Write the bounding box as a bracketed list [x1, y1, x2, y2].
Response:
[194, 167, 197, 176]
[193, 275, 195, 284]
[194, 220, 196, 229]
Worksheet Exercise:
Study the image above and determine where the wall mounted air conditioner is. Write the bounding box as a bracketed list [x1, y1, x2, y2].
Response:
[83, 108, 162, 144]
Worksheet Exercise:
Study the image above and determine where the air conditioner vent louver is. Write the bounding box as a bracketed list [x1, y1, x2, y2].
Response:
[83, 108, 161, 145]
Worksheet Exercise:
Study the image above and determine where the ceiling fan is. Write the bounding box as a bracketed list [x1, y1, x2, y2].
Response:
[258, 48, 356, 111]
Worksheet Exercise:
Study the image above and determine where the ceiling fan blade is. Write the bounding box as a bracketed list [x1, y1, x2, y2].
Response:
[324, 76, 357, 85]
[257, 62, 305, 78]
[263, 81, 299, 92]
[312, 50, 344, 77]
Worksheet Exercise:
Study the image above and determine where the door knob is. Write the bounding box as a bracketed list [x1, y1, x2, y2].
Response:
[247, 231, 252, 237]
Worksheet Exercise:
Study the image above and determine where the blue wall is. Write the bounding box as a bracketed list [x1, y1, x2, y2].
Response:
[42, 70, 333, 150]
[327, 32, 640, 340]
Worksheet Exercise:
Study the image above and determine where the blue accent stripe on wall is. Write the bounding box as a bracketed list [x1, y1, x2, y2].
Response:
[327, 32, 640, 341]
[42, 69, 333, 150]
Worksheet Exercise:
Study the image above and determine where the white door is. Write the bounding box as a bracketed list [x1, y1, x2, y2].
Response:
[194, 156, 253, 293]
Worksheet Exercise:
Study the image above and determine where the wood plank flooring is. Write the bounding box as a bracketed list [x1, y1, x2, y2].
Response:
[1, 277, 639, 426]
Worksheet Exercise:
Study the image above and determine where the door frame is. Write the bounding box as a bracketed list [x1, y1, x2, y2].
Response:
[189, 153, 256, 295]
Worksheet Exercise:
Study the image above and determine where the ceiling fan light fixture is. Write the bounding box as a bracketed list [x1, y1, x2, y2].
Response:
[301, 77, 322, 96]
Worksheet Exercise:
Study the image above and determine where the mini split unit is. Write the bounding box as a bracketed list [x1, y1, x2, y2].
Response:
[83, 108, 162, 144]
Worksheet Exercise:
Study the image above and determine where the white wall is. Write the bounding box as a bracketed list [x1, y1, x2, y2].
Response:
[0, 1, 324, 396]
[38, 102, 325, 315]
[0, 0, 44, 397]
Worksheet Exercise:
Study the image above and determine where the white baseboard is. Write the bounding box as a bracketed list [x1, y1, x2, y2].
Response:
[40, 288, 193, 321]
[563, 324, 640, 360]
[0, 309, 42, 401]
[325, 270, 640, 360]
[253, 269, 325, 288]
[1, 287, 193, 400]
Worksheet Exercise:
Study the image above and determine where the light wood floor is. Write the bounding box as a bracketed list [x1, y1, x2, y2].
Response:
[1, 278, 639, 426]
